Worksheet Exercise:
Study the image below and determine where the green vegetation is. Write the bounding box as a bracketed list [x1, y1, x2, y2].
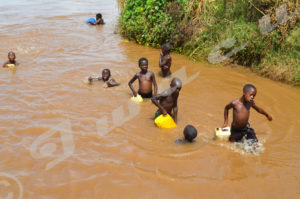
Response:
[119, 0, 300, 85]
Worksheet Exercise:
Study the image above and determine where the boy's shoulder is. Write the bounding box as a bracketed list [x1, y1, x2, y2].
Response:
[232, 98, 241, 104]
[138, 70, 154, 76]
[148, 70, 155, 75]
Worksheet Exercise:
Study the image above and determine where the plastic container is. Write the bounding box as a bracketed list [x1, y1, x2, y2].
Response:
[154, 114, 177, 129]
[7, 64, 15, 68]
[86, 18, 96, 24]
[215, 126, 231, 140]
[130, 94, 143, 103]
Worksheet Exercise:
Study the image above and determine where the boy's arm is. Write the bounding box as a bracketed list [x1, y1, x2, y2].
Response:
[252, 102, 272, 121]
[151, 89, 171, 115]
[159, 55, 170, 67]
[172, 94, 178, 123]
[222, 101, 234, 128]
[151, 72, 158, 96]
[3, 61, 8, 68]
[88, 77, 100, 83]
[128, 74, 138, 97]
[106, 78, 120, 87]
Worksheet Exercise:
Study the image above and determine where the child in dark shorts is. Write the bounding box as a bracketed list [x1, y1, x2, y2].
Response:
[128, 58, 158, 98]
[222, 84, 272, 144]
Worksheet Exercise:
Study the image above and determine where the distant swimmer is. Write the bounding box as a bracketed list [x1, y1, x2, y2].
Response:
[128, 57, 158, 98]
[159, 43, 172, 77]
[3, 51, 19, 68]
[86, 13, 105, 25]
[88, 68, 120, 87]
[222, 84, 272, 145]
[176, 125, 198, 143]
[151, 78, 182, 123]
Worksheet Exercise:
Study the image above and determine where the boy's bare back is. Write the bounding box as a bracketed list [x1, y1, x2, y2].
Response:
[152, 78, 182, 123]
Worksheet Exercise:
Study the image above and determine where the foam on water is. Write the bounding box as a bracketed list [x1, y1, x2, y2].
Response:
[215, 137, 265, 156]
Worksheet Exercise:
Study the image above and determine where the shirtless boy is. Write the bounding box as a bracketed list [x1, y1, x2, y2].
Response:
[128, 58, 157, 98]
[88, 68, 119, 87]
[222, 84, 272, 143]
[159, 43, 172, 77]
[86, 13, 105, 25]
[151, 78, 182, 123]
[3, 51, 19, 68]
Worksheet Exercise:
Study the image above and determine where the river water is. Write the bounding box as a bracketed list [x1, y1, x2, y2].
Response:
[0, 0, 300, 198]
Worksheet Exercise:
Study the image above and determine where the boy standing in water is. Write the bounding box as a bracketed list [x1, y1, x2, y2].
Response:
[88, 68, 119, 87]
[222, 84, 272, 144]
[159, 43, 172, 77]
[128, 58, 158, 98]
[151, 78, 182, 123]
[3, 51, 19, 68]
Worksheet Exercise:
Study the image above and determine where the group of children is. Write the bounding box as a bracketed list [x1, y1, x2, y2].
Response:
[85, 48, 272, 146]
[2, 13, 273, 147]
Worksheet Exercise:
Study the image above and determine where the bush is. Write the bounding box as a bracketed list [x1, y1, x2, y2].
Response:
[119, 0, 300, 84]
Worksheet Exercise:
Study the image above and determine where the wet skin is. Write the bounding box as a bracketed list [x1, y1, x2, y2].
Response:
[151, 82, 181, 123]
[3, 52, 18, 67]
[88, 70, 119, 87]
[223, 88, 272, 129]
[159, 50, 172, 77]
[128, 60, 157, 96]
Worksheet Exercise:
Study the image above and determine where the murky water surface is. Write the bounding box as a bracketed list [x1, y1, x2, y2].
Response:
[1, 0, 300, 198]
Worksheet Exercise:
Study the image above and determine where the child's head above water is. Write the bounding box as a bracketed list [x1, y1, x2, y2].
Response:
[184, 125, 197, 142]
[170, 78, 182, 93]
[138, 57, 148, 72]
[96, 13, 102, 20]
[102, 68, 111, 81]
[8, 51, 16, 62]
[243, 84, 257, 102]
[162, 43, 172, 55]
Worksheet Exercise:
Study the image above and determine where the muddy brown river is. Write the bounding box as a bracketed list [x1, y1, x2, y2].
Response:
[1, 0, 300, 198]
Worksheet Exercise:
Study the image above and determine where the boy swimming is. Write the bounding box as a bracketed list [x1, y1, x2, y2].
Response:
[88, 68, 119, 87]
[3, 51, 19, 68]
[151, 78, 182, 123]
[222, 84, 272, 144]
[159, 43, 172, 77]
[176, 125, 198, 143]
[128, 57, 158, 98]
[86, 13, 105, 25]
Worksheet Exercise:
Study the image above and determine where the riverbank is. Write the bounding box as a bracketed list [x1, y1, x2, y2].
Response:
[119, 0, 300, 85]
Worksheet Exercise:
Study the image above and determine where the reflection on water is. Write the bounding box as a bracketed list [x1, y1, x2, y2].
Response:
[0, 0, 300, 198]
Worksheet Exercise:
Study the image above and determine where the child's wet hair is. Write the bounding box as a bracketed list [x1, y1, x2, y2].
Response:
[243, 84, 256, 93]
[138, 57, 148, 66]
[184, 125, 197, 142]
[171, 78, 182, 88]
[102, 68, 111, 74]
[8, 51, 15, 56]
[96, 13, 102, 19]
[162, 43, 172, 54]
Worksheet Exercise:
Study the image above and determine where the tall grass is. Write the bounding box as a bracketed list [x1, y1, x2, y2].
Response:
[119, 0, 300, 85]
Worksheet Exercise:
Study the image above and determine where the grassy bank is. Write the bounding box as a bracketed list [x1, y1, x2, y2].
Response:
[119, 0, 300, 85]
